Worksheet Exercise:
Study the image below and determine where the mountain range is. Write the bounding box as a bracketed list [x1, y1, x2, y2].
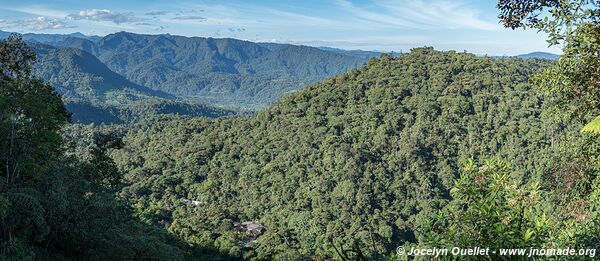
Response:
[0, 29, 560, 123]
[0, 30, 101, 44]
[29, 42, 234, 124]
[3, 30, 372, 108]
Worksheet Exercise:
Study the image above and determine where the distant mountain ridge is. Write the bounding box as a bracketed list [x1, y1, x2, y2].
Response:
[29, 42, 234, 124]
[317, 46, 400, 59]
[491, 51, 560, 59]
[515, 51, 560, 59]
[0, 29, 562, 115]
[8, 30, 371, 108]
[88, 32, 370, 108]
[0, 29, 101, 44]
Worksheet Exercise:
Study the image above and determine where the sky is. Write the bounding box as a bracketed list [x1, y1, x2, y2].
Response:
[0, 0, 562, 55]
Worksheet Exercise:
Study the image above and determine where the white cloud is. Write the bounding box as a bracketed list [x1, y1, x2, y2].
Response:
[8, 16, 75, 30]
[381, 0, 499, 30]
[68, 9, 141, 24]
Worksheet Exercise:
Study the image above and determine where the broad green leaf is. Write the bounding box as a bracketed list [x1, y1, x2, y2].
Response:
[581, 115, 600, 134]
[523, 229, 535, 242]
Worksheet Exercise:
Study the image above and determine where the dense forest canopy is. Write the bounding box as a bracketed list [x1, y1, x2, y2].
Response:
[109, 49, 588, 259]
[0, 30, 564, 125]
[0, 0, 598, 260]
[28, 43, 235, 124]
[0, 34, 235, 260]
[25, 31, 371, 109]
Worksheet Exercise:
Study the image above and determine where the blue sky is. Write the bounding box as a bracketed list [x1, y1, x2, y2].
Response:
[0, 0, 561, 55]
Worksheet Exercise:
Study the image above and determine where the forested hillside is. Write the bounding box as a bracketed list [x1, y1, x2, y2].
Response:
[0, 35, 236, 260]
[44, 32, 370, 108]
[2, 29, 560, 113]
[1, 30, 373, 120]
[32, 44, 172, 101]
[108, 48, 584, 259]
[30, 43, 234, 123]
[1, 1, 597, 259]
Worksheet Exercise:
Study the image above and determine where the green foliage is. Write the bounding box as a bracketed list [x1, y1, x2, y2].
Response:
[44, 32, 370, 108]
[0, 37, 234, 260]
[30, 44, 235, 124]
[546, 132, 600, 241]
[416, 161, 553, 249]
[493, 7, 600, 257]
[532, 21, 600, 119]
[498, 0, 599, 127]
[111, 49, 569, 259]
[582, 115, 600, 134]
[407, 156, 600, 260]
[0, 34, 36, 80]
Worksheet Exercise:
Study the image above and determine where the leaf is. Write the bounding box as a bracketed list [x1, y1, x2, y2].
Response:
[523, 229, 535, 242]
[581, 115, 600, 134]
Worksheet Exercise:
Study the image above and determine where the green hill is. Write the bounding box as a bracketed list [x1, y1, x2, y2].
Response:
[33, 46, 171, 101]
[111, 48, 564, 259]
[4, 30, 372, 110]
[31, 44, 234, 124]
[53, 32, 371, 108]
[516, 51, 560, 59]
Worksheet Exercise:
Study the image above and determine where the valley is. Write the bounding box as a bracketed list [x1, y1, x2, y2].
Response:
[0, 1, 597, 260]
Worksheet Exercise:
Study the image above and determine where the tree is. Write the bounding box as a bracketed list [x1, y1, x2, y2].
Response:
[0, 33, 70, 259]
[0, 34, 36, 80]
[498, 0, 599, 129]
[496, 0, 600, 253]
[0, 31, 230, 261]
[412, 161, 555, 254]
